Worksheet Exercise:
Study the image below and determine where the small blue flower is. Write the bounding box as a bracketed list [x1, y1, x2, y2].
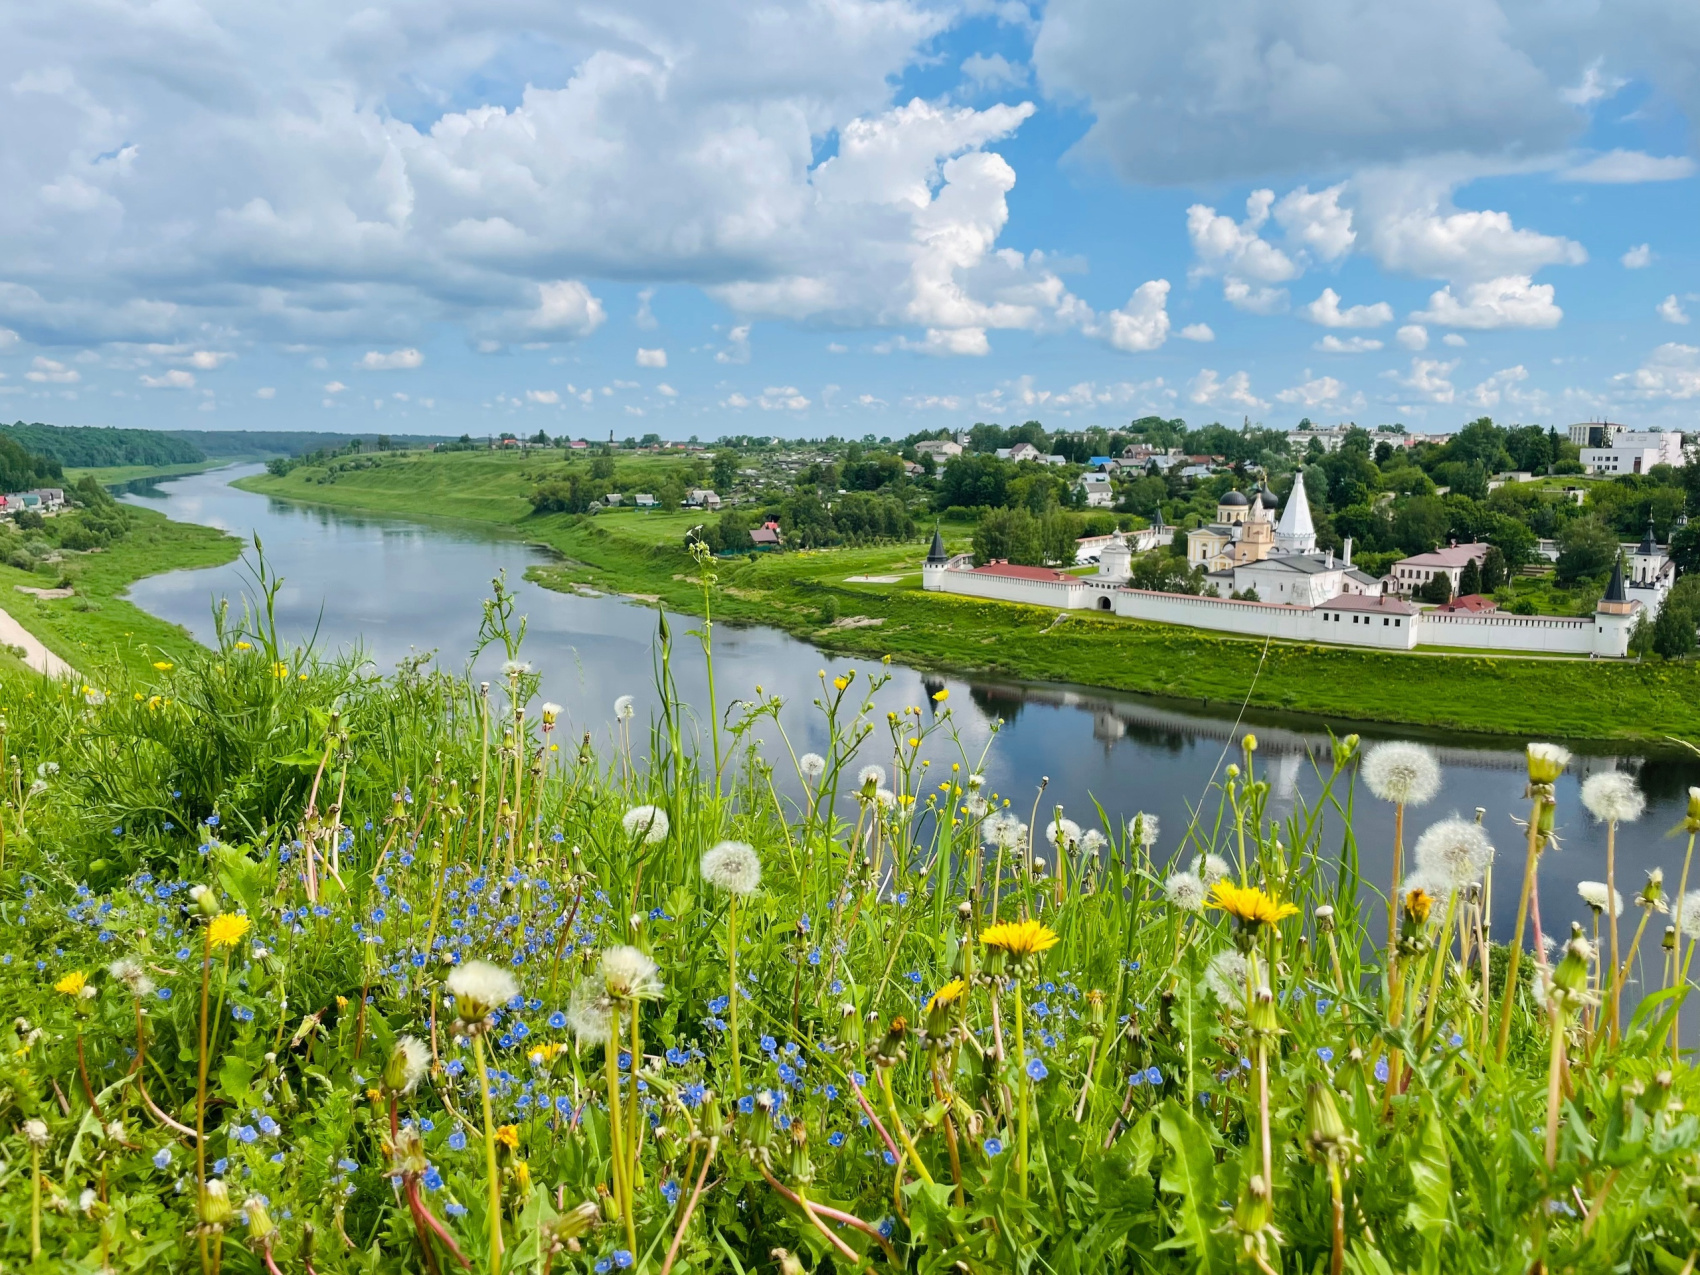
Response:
[1375, 1057, 1390, 1083]
[1449, 1033, 1464, 1049]
[883, 1149, 897, 1166]
[338, 1158, 359, 1172]
[828, 1131, 846, 1147]
[445, 1201, 467, 1217]
[447, 1131, 467, 1151]
[1144, 1066, 1163, 1086]
[153, 1147, 173, 1169]
[214, 1158, 229, 1174]
[984, 1137, 1004, 1157]
[423, 1166, 444, 1191]
[1317, 1047, 1334, 1064]
[614, 1251, 634, 1269]
[1025, 1058, 1048, 1082]
[548, 1011, 567, 1030]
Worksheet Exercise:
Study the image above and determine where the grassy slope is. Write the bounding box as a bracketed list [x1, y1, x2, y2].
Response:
[0, 507, 241, 677]
[239, 452, 1700, 741]
[63, 459, 227, 485]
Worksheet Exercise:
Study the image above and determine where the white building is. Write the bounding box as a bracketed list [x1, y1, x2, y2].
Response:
[1580, 430, 1685, 475]
[684, 488, 723, 509]
[1288, 424, 1354, 453]
[913, 439, 962, 462]
[1386, 543, 1491, 595]
[1077, 472, 1114, 508]
[1568, 422, 1628, 449]
[1627, 521, 1676, 618]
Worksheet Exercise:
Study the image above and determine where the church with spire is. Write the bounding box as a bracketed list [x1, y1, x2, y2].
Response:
[1186, 472, 1380, 605]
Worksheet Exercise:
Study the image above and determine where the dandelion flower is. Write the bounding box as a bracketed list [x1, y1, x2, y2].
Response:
[874, 787, 897, 811]
[1580, 772, 1644, 825]
[1207, 880, 1299, 927]
[1362, 741, 1441, 806]
[1526, 742, 1571, 785]
[566, 977, 613, 1045]
[447, 960, 519, 1020]
[1204, 949, 1251, 1004]
[1046, 817, 1082, 851]
[798, 752, 826, 779]
[208, 914, 253, 951]
[1080, 828, 1107, 855]
[614, 695, 636, 721]
[980, 919, 1060, 958]
[926, 979, 968, 1013]
[857, 764, 887, 790]
[1129, 813, 1159, 850]
[983, 812, 1026, 851]
[55, 970, 89, 997]
[1576, 881, 1623, 917]
[1412, 817, 1494, 892]
[384, 1035, 430, 1094]
[600, 946, 664, 1002]
[108, 958, 154, 999]
[1677, 890, 1700, 934]
[1164, 873, 1207, 913]
[701, 841, 762, 897]
[501, 660, 533, 677]
[1196, 854, 1231, 885]
[621, 805, 670, 843]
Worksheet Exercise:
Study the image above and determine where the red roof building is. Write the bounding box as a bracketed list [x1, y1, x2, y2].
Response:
[1437, 593, 1497, 613]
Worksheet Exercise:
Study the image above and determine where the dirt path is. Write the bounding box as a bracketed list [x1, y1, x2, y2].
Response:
[0, 605, 73, 678]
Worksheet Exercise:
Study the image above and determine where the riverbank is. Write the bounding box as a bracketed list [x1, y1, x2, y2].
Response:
[0, 505, 241, 676]
[65, 459, 228, 486]
[237, 458, 1700, 741]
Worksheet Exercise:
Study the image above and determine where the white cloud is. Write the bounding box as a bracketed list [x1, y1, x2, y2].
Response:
[360, 348, 425, 370]
[657, 383, 677, 397]
[1389, 357, 1458, 403]
[0, 329, 17, 350]
[855, 392, 888, 407]
[1442, 333, 1468, 347]
[1314, 335, 1382, 353]
[1300, 288, 1392, 329]
[1275, 375, 1343, 407]
[896, 328, 991, 356]
[1188, 368, 1265, 411]
[529, 283, 606, 338]
[1178, 322, 1214, 342]
[1622, 244, 1653, 269]
[1093, 279, 1171, 352]
[140, 368, 196, 389]
[758, 385, 810, 410]
[1222, 278, 1288, 315]
[25, 357, 79, 384]
[1396, 324, 1429, 350]
[1615, 343, 1700, 401]
[1560, 150, 1697, 184]
[636, 347, 667, 368]
[827, 342, 848, 353]
[1658, 295, 1691, 325]
[1413, 276, 1563, 329]
[1561, 60, 1626, 106]
[1467, 364, 1528, 408]
[526, 389, 561, 404]
[1272, 185, 1355, 262]
[1356, 169, 1587, 281]
[324, 380, 348, 393]
[185, 350, 233, 369]
[1186, 192, 1298, 284]
[715, 325, 752, 364]
[904, 393, 965, 410]
[722, 392, 751, 408]
[961, 52, 1028, 90]
[255, 386, 276, 398]
[635, 288, 658, 330]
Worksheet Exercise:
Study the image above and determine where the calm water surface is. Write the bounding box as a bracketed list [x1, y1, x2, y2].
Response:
[122, 466, 1700, 963]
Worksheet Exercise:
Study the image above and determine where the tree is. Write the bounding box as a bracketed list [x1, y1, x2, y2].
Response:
[1671, 522, 1700, 577]
[1554, 520, 1619, 584]
[1653, 604, 1696, 660]
[937, 454, 1009, 509]
[1480, 546, 1507, 592]
[1417, 573, 1453, 604]
[972, 506, 1042, 565]
[712, 451, 738, 491]
[590, 454, 616, 480]
[1392, 496, 1450, 555]
[1457, 557, 1481, 597]
[1629, 612, 1655, 659]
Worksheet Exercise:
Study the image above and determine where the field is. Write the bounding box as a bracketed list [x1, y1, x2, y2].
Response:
[63, 460, 230, 486]
[3, 573, 1698, 1273]
[238, 452, 1700, 742]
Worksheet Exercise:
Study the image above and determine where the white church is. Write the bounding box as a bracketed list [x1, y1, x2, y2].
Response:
[921, 471, 1647, 658]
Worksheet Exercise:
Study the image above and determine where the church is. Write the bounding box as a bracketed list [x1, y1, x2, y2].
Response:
[1182, 473, 1381, 604]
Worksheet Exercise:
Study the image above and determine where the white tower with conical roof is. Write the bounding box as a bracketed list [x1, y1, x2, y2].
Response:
[1273, 471, 1316, 555]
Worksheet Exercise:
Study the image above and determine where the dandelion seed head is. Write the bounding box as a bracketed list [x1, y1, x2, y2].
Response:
[613, 695, 636, 721]
[621, 805, 670, 844]
[1580, 772, 1644, 825]
[447, 960, 519, 1020]
[600, 946, 664, 1001]
[1362, 741, 1441, 806]
[1204, 949, 1251, 1004]
[1678, 890, 1700, 934]
[874, 787, 897, 811]
[107, 957, 154, 999]
[567, 977, 613, 1046]
[701, 841, 762, 897]
[857, 764, 887, 790]
[388, 1036, 430, 1094]
[1046, 817, 1082, 850]
[1526, 742, 1571, 784]
[1080, 829, 1107, 854]
[1412, 817, 1494, 891]
[1197, 854, 1231, 885]
[1164, 873, 1207, 913]
[983, 812, 1026, 851]
[1129, 813, 1159, 849]
[1576, 881, 1622, 917]
[799, 753, 826, 779]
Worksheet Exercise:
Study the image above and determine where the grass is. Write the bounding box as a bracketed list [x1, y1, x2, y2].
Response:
[1, 582, 1698, 1273]
[238, 453, 1700, 742]
[63, 460, 229, 486]
[0, 505, 240, 678]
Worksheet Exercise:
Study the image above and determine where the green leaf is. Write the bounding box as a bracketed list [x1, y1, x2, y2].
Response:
[219, 1053, 256, 1102]
[1157, 1099, 1226, 1274]
[1404, 1113, 1452, 1269]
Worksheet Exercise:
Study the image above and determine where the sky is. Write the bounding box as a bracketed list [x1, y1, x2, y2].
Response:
[1, 1, 1699, 440]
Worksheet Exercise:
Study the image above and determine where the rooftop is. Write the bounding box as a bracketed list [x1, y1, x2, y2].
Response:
[1318, 593, 1418, 615]
[1396, 542, 1490, 568]
[971, 562, 1081, 583]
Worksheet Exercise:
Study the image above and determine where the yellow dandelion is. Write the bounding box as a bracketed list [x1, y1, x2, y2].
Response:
[495, 1124, 520, 1149]
[981, 919, 1060, 957]
[235, 641, 252, 651]
[272, 662, 290, 680]
[207, 913, 253, 950]
[926, 978, 968, 1013]
[833, 676, 848, 691]
[152, 661, 173, 671]
[1404, 888, 1434, 926]
[932, 688, 949, 702]
[1206, 880, 1300, 927]
[512, 1159, 532, 1191]
[55, 970, 88, 996]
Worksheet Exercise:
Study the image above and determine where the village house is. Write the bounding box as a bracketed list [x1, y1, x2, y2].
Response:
[1385, 543, 1491, 595]
[684, 489, 722, 510]
[634, 493, 659, 509]
[1077, 472, 1114, 508]
[913, 438, 962, 462]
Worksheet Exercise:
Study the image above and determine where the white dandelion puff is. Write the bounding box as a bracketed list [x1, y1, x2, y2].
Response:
[967, 772, 985, 789]
[1677, 890, 1700, 934]
[447, 960, 519, 1020]
[857, 764, 887, 790]
[1576, 881, 1623, 917]
[501, 660, 533, 677]
[983, 812, 1026, 851]
[874, 787, 897, 811]
[1080, 829, 1107, 855]
[1196, 854, 1232, 885]
[1580, 772, 1645, 825]
[600, 946, 664, 1001]
[621, 805, 670, 843]
[1129, 813, 1160, 850]
[567, 977, 613, 1046]
[701, 841, 762, 897]
[1362, 741, 1441, 806]
[1412, 817, 1494, 892]
[613, 695, 636, 721]
[107, 957, 154, 999]
[1046, 816, 1082, 851]
[1204, 949, 1251, 1004]
[799, 752, 826, 779]
[965, 793, 989, 818]
[1164, 873, 1207, 913]
[390, 1035, 430, 1094]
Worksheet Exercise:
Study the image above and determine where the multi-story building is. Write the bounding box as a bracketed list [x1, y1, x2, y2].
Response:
[1580, 430, 1685, 474]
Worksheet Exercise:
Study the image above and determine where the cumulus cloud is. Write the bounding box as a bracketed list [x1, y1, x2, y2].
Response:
[529, 284, 606, 338]
[1615, 344, 1700, 400]
[526, 389, 561, 404]
[1300, 288, 1392, 329]
[1467, 364, 1529, 408]
[24, 357, 79, 384]
[1622, 244, 1653, 269]
[140, 368, 196, 389]
[1314, 335, 1382, 353]
[186, 351, 234, 369]
[1355, 167, 1587, 281]
[657, 383, 677, 396]
[1188, 368, 1265, 411]
[715, 325, 752, 365]
[0, 329, 17, 350]
[904, 393, 965, 410]
[636, 348, 667, 368]
[1092, 279, 1171, 351]
[961, 53, 1029, 90]
[255, 386, 276, 398]
[1396, 324, 1429, 350]
[360, 348, 425, 370]
[1178, 322, 1214, 342]
[758, 385, 810, 409]
[1222, 279, 1288, 315]
[1272, 185, 1356, 262]
[1560, 151, 1697, 183]
[324, 380, 348, 393]
[1187, 191, 1299, 284]
[1413, 276, 1563, 329]
[1275, 375, 1343, 406]
[1389, 357, 1458, 403]
[1658, 295, 1691, 325]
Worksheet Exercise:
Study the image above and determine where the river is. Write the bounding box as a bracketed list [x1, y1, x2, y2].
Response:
[121, 465, 1700, 962]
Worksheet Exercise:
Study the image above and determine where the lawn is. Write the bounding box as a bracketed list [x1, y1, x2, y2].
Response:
[239, 452, 1700, 741]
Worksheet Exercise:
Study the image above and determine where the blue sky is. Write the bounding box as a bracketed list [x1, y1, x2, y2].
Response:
[1, 1, 1698, 438]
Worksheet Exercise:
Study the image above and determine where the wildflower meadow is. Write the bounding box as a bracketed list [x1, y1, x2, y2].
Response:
[3, 567, 1700, 1273]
